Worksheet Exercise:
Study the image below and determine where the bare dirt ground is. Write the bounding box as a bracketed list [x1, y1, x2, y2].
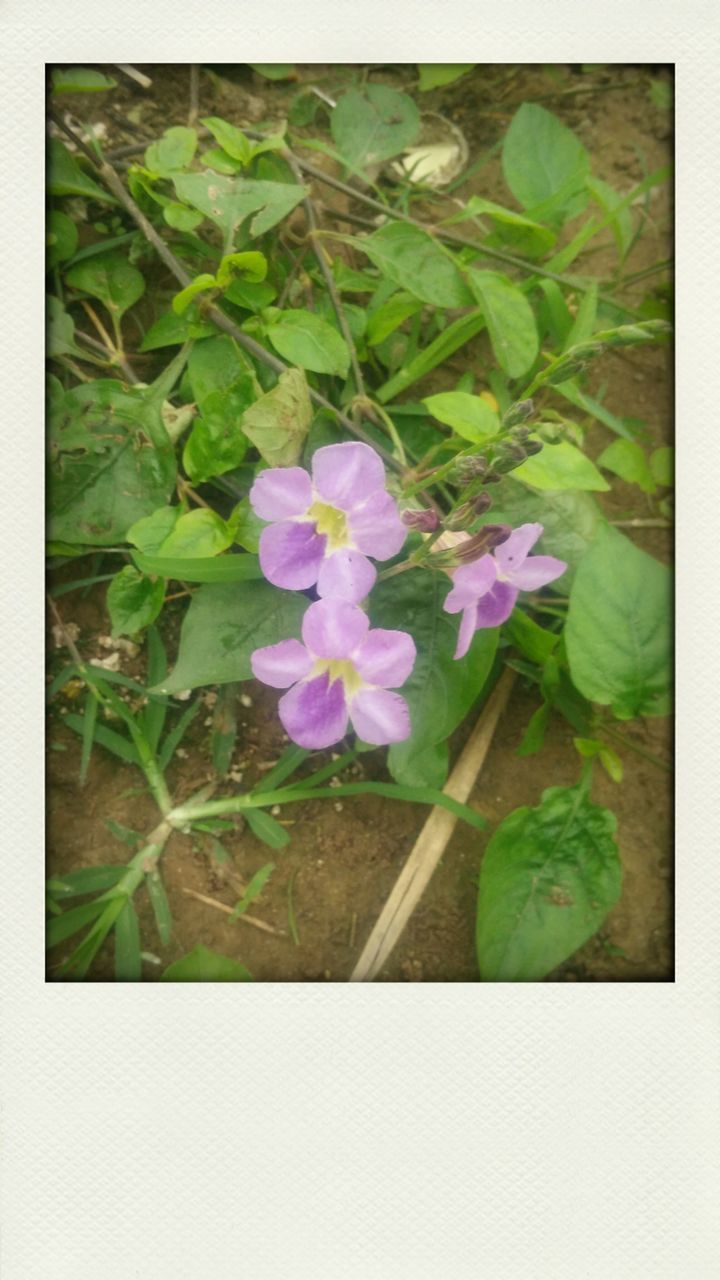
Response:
[47, 62, 673, 982]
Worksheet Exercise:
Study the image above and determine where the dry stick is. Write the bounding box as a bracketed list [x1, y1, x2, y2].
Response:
[48, 113, 401, 475]
[350, 668, 516, 982]
[181, 886, 283, 936]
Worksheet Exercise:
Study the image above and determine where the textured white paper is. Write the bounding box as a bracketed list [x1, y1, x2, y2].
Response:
[2, 2, 719, 1276]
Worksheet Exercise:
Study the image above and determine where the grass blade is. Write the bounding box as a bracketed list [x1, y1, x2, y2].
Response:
[146, 869, 173, 946]
[63, 714, 140, 766]
[130, 551, 263, 583]
[245, 810, 290, 849]
[114, 898, 142, 980]
[287, 869, 300, 946]
[229, 862, 275, 921]
[141, 626, 168, 752]
[47, 866, 125, 900]
[79, 689, 98, 786]
[157, 700, 201, 772]
[46, 898, 108, 949]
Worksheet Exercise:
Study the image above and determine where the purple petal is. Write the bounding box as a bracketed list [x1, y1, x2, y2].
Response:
[251, 639, 312, 689]
[312, 442, 385, 507]
[258, 520, 325, 590]
[349, 688, 411, 745]
[250, 467, 312, 521]
[507, 554, 567, 591]
[454, 605, 479, 660]
[444, 556, 497, 615]
[301, 597, 369, 660]
[474, 581, 518, 628]
[316, 549, 377, 604]
[278, 673, 349, 749]
[346, 491, 406, 560]
[493, 522, 543, 576]
[353, 629, 416, 688]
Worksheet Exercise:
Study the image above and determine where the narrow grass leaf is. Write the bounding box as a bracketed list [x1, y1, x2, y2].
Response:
[114, 898, 142, 981]
[146, 870, 173, 946]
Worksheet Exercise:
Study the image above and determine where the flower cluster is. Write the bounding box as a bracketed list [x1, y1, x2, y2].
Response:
[249, 442, 415, 748]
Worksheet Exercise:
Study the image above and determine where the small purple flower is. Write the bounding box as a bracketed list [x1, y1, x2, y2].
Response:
[444, 522, 567, 659]
[251, 598, 416, 750]
[250, 442, 406, 605]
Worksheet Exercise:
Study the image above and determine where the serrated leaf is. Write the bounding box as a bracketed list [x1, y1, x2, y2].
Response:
[160, 944, 253, 981]
[331, 85, 420, 171]
[157, 580, 307, 693]
[476, 783, 621, 980]
[107, 566, 165, 637]
[173, 171, 306, 242]
[265, 309, 350, 377]
[241, 368, 312, 466]
[565, 525, 671, 718]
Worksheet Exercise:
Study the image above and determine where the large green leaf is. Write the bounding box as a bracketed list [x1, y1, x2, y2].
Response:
[331, 85, 420, 171]
[144, 126, 198, 177]
[564, 526, 671, 718]
[422, 391, 500, 443]
[468, 270, 539, 378]
[513, 441, 610, 492]
[65, 252, 145, 322]
[173, 171, 306, 241]
[48, 380, 176, 545]
[241, 368, 312, 466]
[476, 783, 621, 981]
[501, 103, 589, 224]
[160, 945, 252, 982]
[370, 572, 498, 787]
[158, 580, 307, 693]
[188, 334, 257, 404]
[356, 222, 472, 309]
[476, 479, 606, 588]
[265, 309, 350, 377]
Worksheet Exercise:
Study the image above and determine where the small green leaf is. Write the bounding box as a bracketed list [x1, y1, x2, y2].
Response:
[331, 85, 420, 171]
[160, 944, 253, 981]
[201, 117, 252, 165]
[650, 445, 674, 487]
[156, 508, 235, 559]
[443, 195, 556, 258]
[173, 171, 306, 242]
[46, 211, 79, 271]
[265, 309, 350, 377]
[417, 64, 474, 92]
[127, 505, 182, 554]
[366, 292, 423, 346]
[468, 270, 539, 379]
[356, 222, 472, 309]
[245, 810, 290, 849]
[597, 439, 656, 494]
[48, 138, 117, 203]
[516, 701, 551, 757]
[565, 526, 671, 718]
[476, 783, 621, 980]
[229, 862, 276, 917]
[171, 274, 217, 315]
[46, 898, 108, 949]
[107, 566, 165, 636]
[514, 441, 609, 492]
[48, 865, 125, 899]
[115, 898, 142, 981]
[65, 252, 145, 321]
[504, 610, 558, 664]
[144, 126, 198, 177]
[422, 391, 500, 443]
[215, 251, 268, 288]
[377, 309, 486, 403]
[146, 870, 173, 946]
[140, 309, 215, 351]
[241, 368, 312, 466]
[51, 66, 117, 93]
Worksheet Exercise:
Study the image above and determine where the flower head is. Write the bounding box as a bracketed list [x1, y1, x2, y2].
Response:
[250, 442, 406, 605]
[251, 598, 416, 749]
[444, 522, 566, 659]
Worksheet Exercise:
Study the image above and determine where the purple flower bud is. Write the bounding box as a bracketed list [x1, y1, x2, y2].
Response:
[502, 398, 535, 428]
[401, 507, 440, 532]
[453, 523, 512, 563]
[453, 455, 487, 485]
[472, 492, 493, 516]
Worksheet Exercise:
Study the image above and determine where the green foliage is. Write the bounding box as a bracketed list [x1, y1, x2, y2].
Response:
[417, 64, 474, 92]
[173, 171, 306, 241]
[514, 441, 610, 492]
[265, 308, 350, 376]
[66, 252, 145, 321]
[476, 783, 621, 980]
[241, 368, 312, 466]
[565, 526, 671, 718]
[145, 127, 198, 177]
[107, 566, 165, 637]
[160, 945, 253, 982]
[354, 222, 472, 308]
[502, 103, 590, 224]
[422, 391, 500, 443]
[51, 67, 117, 93]
[331, 85, 420, 171]
[467, 270, 539, 378]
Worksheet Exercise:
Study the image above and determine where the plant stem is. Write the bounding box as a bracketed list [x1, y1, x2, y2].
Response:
[596, 721, 672, 772]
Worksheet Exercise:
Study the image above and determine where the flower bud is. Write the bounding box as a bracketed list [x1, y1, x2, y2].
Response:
[453, 523, 512, 563]
[401, 508, 440, 532]
[523, 438, 543, 456]
[472, 492, 492, 516]
[452, 455, 487, 485]
[502, 398, 535, 428]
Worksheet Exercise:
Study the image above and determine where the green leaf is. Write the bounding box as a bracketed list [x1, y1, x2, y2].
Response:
[565, 526, 671, 718]
[157, 580, 307, 693]
[171, 274, 217, 314]
[127, 505, 182, 553]
[331, 85, 420, 171]
[516, 701, 551, 757]
[443, 195, 556, 258]
[139, 309, 215, 351]
[370, 572, 498, 787]
[377, 309, 487, 403]
[182, 414, 249, 485]
[264, 309, 349, 377]
[46, 897, 109, 948]
[131, 551, 262, 583]
[467, 270, 539, 378]
[156, 508, 234, 559]
[163, 202, 205, 231]
[476, 783, 621, 980]
[650, 445, 673, 487]
[597, 439, 657, 493]
[201, 117, 253, 165]
[47, 138, 116, 203]
[245, 810, 290, 849]
[417, 64, 474, 92]
[63, 714, 140, 766]
[146, 870, 173, 946]
[46, 211, 79, 271]
[173, 171, 306, 242]
[47, 295, 85, 359]
[48, 380, 176, 545]
[422, 391, 500, 443]
[241, 368, 312, 466]
[478, 479, 606, 587]
[160, 944, 253, 981]
[51, 66, 117, 93]
[144, 126, 198, 177]
[366, 292, 423, 346]
[65, 252, 145, 321]
[115, 898, 142, 981]
[586, 176, 634, 261]
[355, 222, 472, 308]
[107, 566, 165, 637]
[215, 251, 267, 288]
[514, 441, 610, 492]
[504, 610, 558, 664]
[47, 866, 125, 900]
[188, 334, 256, 405]
[502, 103, 590, 224]
[229, 862, 276, 917]
[224, 277, 277, 312]
[248, 64, 296, 80]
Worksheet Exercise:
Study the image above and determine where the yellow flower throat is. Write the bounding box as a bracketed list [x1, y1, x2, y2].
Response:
[314, 658, 364, 696]
[308, 500, 349, 553]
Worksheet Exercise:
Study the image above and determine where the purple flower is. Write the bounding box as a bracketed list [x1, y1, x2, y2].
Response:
[444, 522, 567, 659]
[251, 598, 416, 749]
[250, 442, 406, 605]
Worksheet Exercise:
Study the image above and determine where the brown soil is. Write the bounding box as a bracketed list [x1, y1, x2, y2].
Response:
[47, 62, 673, 982]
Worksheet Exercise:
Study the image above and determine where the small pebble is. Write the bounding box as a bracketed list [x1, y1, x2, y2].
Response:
[203, 691, 217, 708]
[228, 769, 244, 783]
[271, 805, 281, 816]
[175, 689, 192, 701]
[203, 716, 212, 727]
[176, 748, 189, 760]
[240, 693, 253, 708]
[334, 802, 343, 813]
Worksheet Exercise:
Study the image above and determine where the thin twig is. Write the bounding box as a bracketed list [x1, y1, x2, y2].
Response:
[276, 243, 310, 308]
[181, 886, 283, 935]
[48, 112, 402, 475]
[79, 302, 139, 383]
